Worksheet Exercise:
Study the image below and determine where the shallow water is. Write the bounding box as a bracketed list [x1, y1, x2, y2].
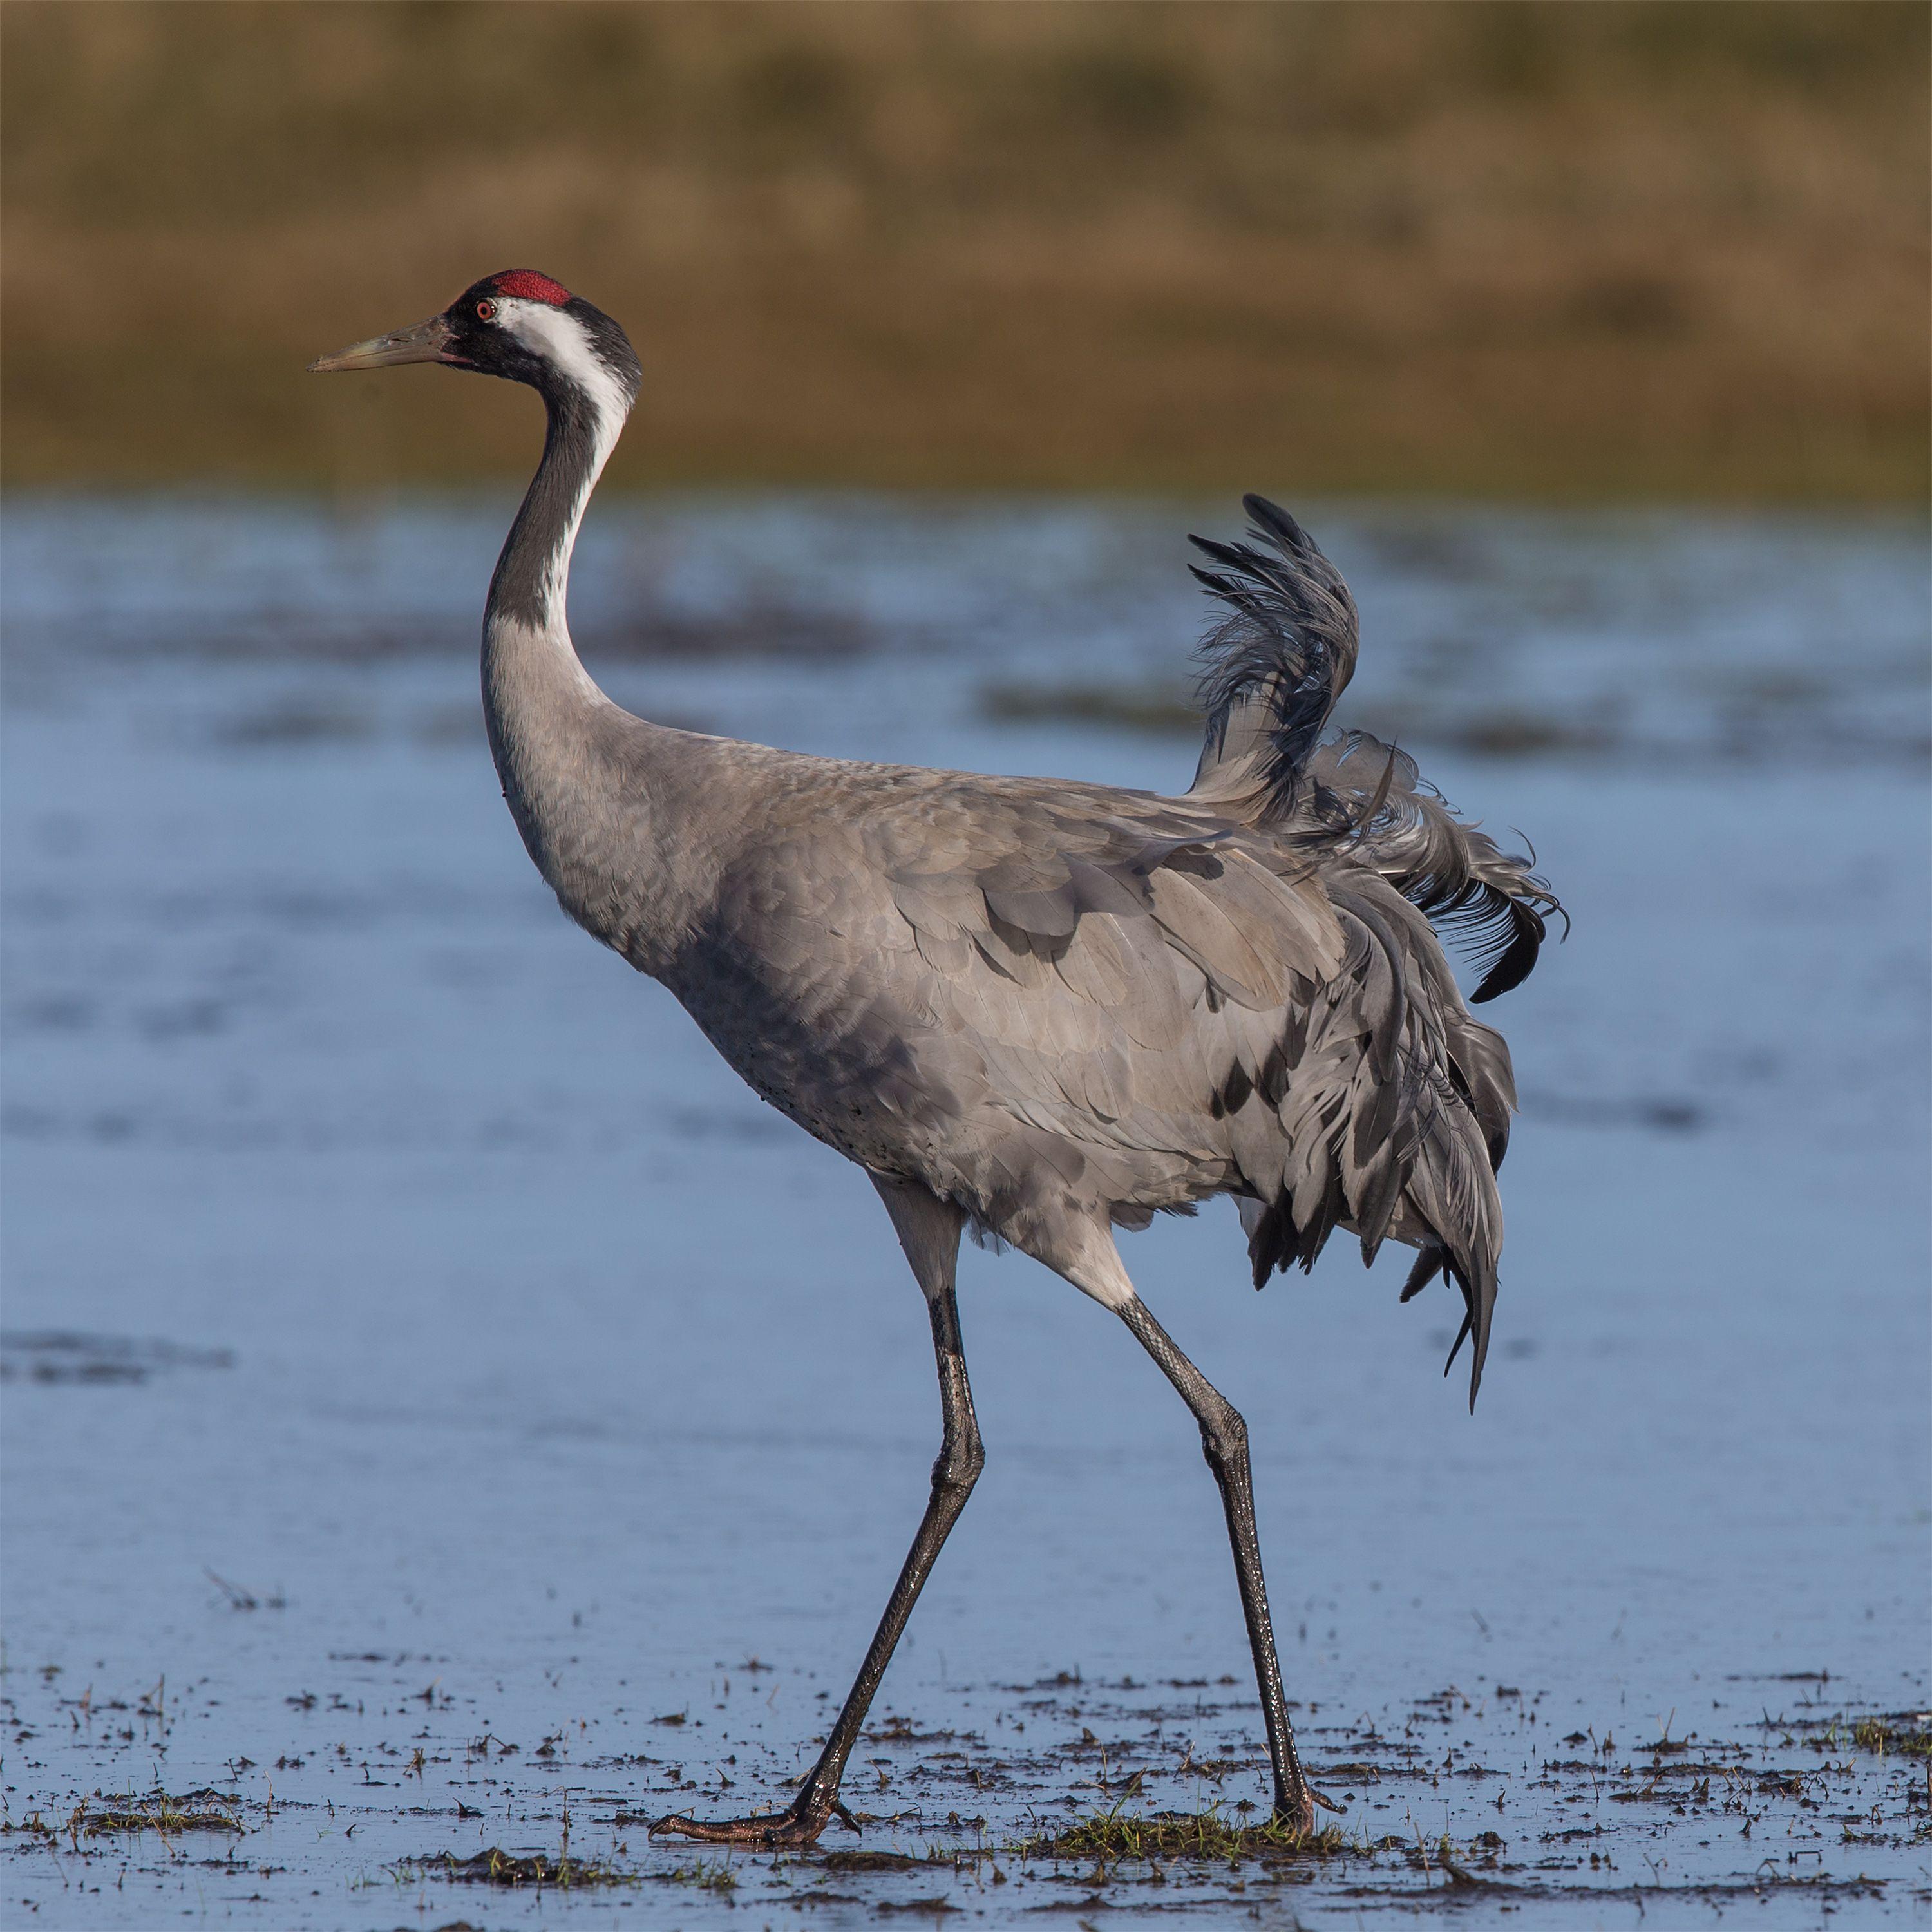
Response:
[3, 494, 1927, 1927]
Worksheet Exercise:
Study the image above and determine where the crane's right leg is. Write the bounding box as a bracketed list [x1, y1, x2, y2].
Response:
[653, 1178, 979, 1849]
[1115, 1293, 1318, 1834]
[1034, 1218, 1320, 1836]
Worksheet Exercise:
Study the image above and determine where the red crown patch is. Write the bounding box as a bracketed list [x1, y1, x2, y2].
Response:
[488, 270, 573, 307]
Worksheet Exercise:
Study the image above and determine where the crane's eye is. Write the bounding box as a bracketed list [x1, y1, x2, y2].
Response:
[475, 299, 497, 322]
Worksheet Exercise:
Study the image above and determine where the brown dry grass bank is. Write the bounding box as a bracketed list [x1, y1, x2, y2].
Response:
[3, 1, 1926, 498]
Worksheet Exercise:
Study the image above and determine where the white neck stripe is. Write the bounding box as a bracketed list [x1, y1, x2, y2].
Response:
[496, 298, 633, 436]
[493, 298, 633, 631]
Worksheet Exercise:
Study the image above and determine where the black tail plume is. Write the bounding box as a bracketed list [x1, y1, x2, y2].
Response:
[1190, 495, 1359, 821]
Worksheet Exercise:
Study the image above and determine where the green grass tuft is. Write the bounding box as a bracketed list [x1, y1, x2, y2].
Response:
[1851, 1718, 1932, 1759]
[1014, 1801, 1351, 1864]
[72, 1791, 244, 1837]
[663, 1855, 739, 1892]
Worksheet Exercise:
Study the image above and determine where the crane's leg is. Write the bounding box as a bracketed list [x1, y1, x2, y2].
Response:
[1028, 1216, 1318, 1831]
[654, 1180, 979, 1850]
[1115, 1291, 1318, 1833]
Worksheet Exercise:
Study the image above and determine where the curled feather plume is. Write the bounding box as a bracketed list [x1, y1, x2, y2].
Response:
[1189, 494, 1359, 820]
[1189, 497, 1564, 1003]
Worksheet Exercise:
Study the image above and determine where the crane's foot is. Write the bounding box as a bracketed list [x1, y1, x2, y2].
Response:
[1272, 1782, 1316, 1838]
[1273, 1776, 1341, 1837]
[650, 1791, 860, 1850]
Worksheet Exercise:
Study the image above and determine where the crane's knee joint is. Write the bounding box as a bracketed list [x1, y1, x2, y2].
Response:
[1198, 1403, 1247, 1469]
[932, 1435, 985, 1496]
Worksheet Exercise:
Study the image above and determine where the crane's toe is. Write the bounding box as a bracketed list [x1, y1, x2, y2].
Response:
[650, 1794, 858, 1850]
[650, 1808, 818, 1849]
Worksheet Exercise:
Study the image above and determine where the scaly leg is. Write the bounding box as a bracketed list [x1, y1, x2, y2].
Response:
[1117, 1293, 1318, 1832]
[654, 1183, 979, 1848]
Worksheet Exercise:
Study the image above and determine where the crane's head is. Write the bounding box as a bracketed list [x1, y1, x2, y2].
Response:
[308, 270, 640, 416]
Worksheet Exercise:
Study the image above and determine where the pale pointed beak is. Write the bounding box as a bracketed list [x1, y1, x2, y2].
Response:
[308, 314, 454, 373]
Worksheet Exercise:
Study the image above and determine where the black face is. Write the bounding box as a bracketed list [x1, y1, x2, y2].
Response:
[435, 278, 538, 381]
[437, 276, 643, 406]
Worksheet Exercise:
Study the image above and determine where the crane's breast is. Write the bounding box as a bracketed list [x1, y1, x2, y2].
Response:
[665, 839, 967, 1174]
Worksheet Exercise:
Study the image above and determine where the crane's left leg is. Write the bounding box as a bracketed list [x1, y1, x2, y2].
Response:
[654, 1179, 978, 1849]
[1116, 1294, 1320, 1834]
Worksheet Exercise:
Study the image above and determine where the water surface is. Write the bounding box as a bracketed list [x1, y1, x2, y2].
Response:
[3, 495, 1927, 1926]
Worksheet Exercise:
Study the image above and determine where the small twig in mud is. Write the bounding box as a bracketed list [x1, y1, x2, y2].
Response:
[1647, 1709, 1690, 1754]
[204, 1571, 284, 1611]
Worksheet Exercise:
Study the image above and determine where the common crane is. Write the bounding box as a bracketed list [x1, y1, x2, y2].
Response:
[311, 270, 1559, 1844]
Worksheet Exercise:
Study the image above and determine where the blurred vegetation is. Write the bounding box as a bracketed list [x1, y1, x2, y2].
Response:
[3, 0, 1926, 498]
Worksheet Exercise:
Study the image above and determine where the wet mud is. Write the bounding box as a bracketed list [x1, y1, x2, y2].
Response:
[4, 1654, 1927, 1924]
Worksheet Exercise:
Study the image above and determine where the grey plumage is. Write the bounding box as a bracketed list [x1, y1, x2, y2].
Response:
[312, 276, 1559, 1846]
[633, 498, 1555, 1408]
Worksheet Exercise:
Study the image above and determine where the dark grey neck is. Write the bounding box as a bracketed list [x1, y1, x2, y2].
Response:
[475, 346, 720, 977]
[486, 377, 613, 638]
[480, 375, 629, 905]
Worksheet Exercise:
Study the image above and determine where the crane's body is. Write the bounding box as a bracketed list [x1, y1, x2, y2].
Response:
[314, 271, 1559, 1847]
